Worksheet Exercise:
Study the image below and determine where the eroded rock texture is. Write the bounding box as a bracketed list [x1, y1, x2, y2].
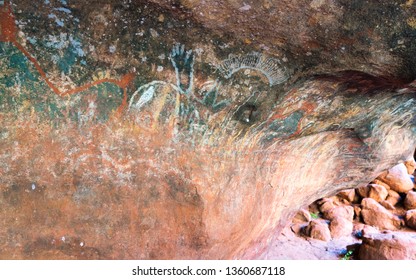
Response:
[0, 0, 415, 259]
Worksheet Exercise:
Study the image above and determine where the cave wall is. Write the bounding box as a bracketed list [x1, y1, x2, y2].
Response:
[0, 0, 415, 259]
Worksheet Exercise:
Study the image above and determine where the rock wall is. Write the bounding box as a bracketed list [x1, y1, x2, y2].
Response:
[0, 0, 415, 259]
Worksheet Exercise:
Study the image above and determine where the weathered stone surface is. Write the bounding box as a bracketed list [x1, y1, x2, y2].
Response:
[318, 198, 337, 214]
[337, 189, 356, 203]
[378, 164, 414, 193]
[329, 217, 353, 239]
[404, 191, 416, 210]
[353, 223, 379, 238]
[405, 210, 416, 230]
[305, 220, 331, 242]
[0, 0, 415, 260]
[356, 184, 388, 202]
[361, 225, 380, 237]
[356, 186, 370, 199]
[151, 0, 416, 81]
[292, 208, 312, 224]
[386, 189, 402, 206]
[353, 205, 362, 221]
[359, 233, 416, 260]
[322, 205, 354, 222]
[368, 184, 389, 202]
[361, 198, 403, 230]
[372, 179, 391, 191]
[290, 223, 305, 235]
[405, 158, 416, 175]
[380, 201, 396, 211]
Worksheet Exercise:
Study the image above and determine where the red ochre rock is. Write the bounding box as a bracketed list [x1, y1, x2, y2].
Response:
[404, 191, 416, 210]
[405, 210, 416, 230]
[378, 164, 414, 193]
[359, 233, 416, 260]
[0, 71, 414, 260]
[0, 1, 415, 260]
[0, 1, 17, 42]
[305, 220, 331, 242]
[404, 158, 416, 175]
[361, 198, 404, 231]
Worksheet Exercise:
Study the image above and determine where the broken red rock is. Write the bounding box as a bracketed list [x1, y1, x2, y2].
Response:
[404, 191, 416, 210]
[358, 232, 416, 260]
[405, 210, 416, 230]
[329, 217, 353, 239]
[0, 0, 415, 260]
[378, 164, 414, 193]
[360, 198, 403, 231]
[305, 220, 331, 242]
[404, 158, 416, 175]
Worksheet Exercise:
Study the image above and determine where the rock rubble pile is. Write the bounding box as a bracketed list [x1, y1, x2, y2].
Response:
[290, 158, 416, 259]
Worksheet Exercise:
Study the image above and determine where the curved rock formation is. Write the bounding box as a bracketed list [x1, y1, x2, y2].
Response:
[0, 0, 415, 259]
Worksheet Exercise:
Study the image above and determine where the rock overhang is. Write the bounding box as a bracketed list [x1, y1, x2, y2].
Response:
[0, 0, 415, 259]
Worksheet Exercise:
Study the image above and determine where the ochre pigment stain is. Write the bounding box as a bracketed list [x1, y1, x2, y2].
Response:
[0, 0, 134, 113]
[0, 1, 16, 42]
[1, 0, 415, 261]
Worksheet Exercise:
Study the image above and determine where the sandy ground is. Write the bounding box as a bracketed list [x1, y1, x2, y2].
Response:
[260, 226, 360, 260]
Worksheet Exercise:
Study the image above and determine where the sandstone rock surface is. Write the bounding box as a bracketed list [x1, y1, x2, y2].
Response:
[361, 198, 403, 230]
[357, 184, 388, 202]
[337, 189, 356, 203]
[405, 210, 416, 230]
[322, 205, 354, 222]
[404, 191, 416, 210]
[372, 179, 391, 191]
[368, 184, 389, 202]
[305, 220, 331, 242]
[378, 164, 414, 193]
[329, 217, 353, 239]
[0, 0, 415, 260]
[292, 208, 312, 224]
[386, 189, 402, 206]
[359, 233, 416, 260]
[404, 158, 416, 175]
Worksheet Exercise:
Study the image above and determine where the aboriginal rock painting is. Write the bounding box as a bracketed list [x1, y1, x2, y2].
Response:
[1, 0, 415, 148]
[0, 0, 298, 144]
[1, 0, 416, 261]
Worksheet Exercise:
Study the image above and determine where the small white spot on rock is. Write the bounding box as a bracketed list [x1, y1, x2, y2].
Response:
[157, 66, 163, 72]
[80, 242, 84, 247]
[61, 236, 65, 242]
[109, 45, 116, 53]
[149, 28, 159, 38]
[239, 4, 252, 11]
[31, 183, 36, 190]
[194, 48, 204, 55]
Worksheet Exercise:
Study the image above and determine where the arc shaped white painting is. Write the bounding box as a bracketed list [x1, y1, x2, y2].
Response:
[217, 52, 289, 86]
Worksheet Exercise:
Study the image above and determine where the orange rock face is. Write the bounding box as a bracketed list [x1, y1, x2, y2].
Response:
[359, 233, 416, 260]
[0, 1, 16, 42]
[0, 74, 414, 259]
[0, 0, 415, 260]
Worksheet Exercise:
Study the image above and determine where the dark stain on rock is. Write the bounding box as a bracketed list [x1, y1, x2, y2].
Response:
[165, 174, 202, 207]
[2, 185, 22, 206]
[236, 104, 259, 124]
[316, 71, 403, 95]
